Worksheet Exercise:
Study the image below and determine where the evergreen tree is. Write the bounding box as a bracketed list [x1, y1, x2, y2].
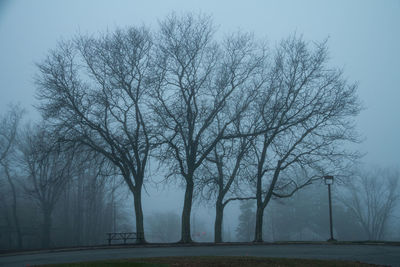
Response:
[236, 200, 256, 241]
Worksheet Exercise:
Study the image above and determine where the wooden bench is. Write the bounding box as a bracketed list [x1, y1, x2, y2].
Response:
[106, 232, 143, 245]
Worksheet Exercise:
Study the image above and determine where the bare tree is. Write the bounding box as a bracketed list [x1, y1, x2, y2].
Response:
[50, 150, 127, 247]
[0, 105, 24, 249]
[340, 167, 399, 240]
[64, 151, 115, 246]
[198, 121, 254, 243]
[36, 27, 153, 243]
[19, 124, 74, 248]
[248, 36, 361, 242]
[151, 13, 265, 243]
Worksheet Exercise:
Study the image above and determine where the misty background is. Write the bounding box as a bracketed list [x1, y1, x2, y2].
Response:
[0, 0, 399, 249]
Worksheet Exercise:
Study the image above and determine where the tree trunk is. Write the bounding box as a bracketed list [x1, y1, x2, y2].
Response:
[254, 160, 281, 242]
[41, 208, 52, 248]
[133, 186, 146, 244]
[4, 165, 23, 249]
[62, 182, 72, 245]
[181, 178, 194, 243]
[74, 176, 83, 246]
[254, 205, 264, 242]
[214, 199, 224, 243]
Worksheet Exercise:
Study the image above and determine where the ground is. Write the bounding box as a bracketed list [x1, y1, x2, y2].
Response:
[0, 243, 399, 267]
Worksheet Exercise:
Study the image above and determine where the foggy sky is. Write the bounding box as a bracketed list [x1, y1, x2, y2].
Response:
[0, 0, 399, 169]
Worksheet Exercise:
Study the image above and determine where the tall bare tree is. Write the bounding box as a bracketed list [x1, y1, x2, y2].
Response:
[19, 124, 74, 248]
[36, 27, 153, 243]
[249, 36, 361, 242]
[0, 105, 24, 249]
[340, 167, 399, 240]
[151, 13, 265, 243]
[198, 120, 255, 243]
[63, 151, 114, 246]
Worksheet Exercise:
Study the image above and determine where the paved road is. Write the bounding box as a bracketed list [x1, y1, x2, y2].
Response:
[1, 244, 399, 266]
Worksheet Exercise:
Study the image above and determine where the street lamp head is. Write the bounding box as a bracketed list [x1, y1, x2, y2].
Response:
[324, 175, 334, 185]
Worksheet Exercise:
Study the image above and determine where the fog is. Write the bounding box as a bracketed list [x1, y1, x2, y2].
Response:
[0, 1, 399, 250]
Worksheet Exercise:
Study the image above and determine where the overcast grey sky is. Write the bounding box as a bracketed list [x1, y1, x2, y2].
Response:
[1, 0, 399, 170]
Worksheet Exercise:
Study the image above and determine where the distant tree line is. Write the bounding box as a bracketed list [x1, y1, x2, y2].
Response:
[0, 107, 129, 249]
[235, 174, 399, 242]
[1, 13, 397, 249]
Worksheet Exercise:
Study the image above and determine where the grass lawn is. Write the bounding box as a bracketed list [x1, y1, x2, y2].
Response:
[40, 256, 379, 266]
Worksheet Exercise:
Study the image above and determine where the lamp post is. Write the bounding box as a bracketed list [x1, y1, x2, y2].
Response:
[324, 175, 336, 242]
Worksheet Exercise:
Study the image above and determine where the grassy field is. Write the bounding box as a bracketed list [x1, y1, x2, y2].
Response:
[40, 256, 380, 267]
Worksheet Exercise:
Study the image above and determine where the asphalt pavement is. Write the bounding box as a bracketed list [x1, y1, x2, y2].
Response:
[1, 244, 399, 266]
